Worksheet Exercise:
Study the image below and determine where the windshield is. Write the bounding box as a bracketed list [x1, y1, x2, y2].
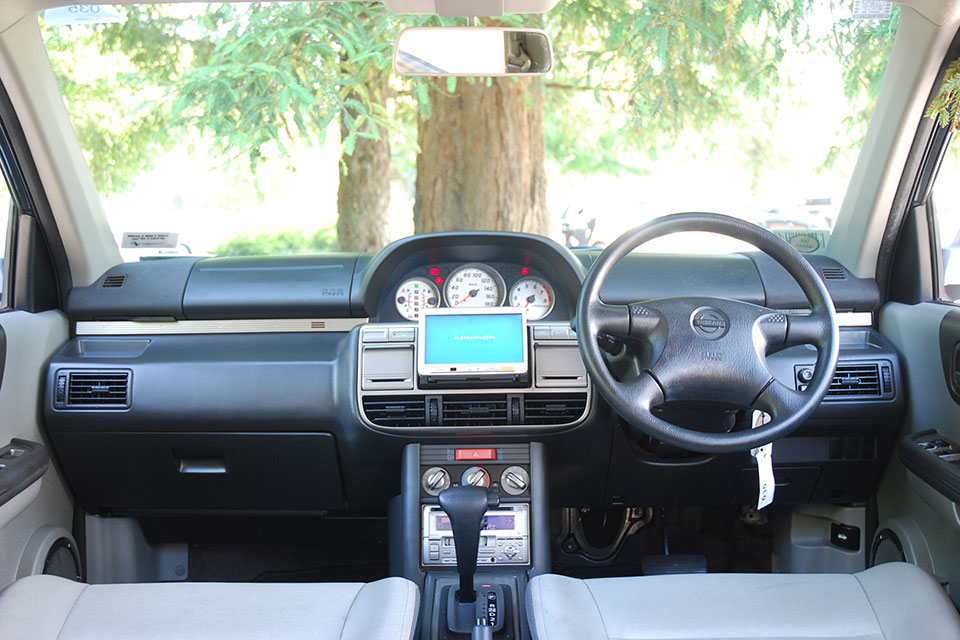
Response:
[39, 1, 899, 260]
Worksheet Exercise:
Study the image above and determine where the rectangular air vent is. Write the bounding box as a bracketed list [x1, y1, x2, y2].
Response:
[441, 395, 508, 426]
[361, 393, 588, 428]
[827, 363, 881, 398]
[58, 370, 131, 408]
[101, 274, 127, 288]
[523, 394, 588, 425]
[819, 267, 846, 281]
[361, 397, 426, 427]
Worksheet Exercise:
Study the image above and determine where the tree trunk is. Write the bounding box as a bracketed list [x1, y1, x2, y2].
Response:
[337, 85, 391, 252]
[415, 77, 549, 235]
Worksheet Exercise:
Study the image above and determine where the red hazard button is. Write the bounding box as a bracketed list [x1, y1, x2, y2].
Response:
[455, 448, 497, 461]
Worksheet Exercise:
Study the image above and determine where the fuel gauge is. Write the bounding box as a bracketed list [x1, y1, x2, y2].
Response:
[395, 277, 440, 321]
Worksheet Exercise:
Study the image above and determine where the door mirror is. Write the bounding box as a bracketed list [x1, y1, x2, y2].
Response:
[394, 27, 553, 76]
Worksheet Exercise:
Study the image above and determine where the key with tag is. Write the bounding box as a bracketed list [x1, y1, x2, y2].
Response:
[751, 411, 775, 510]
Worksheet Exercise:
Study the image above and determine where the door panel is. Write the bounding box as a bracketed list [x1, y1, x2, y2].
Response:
[0, 309, 72, 588]
[877, 301, 960, 604]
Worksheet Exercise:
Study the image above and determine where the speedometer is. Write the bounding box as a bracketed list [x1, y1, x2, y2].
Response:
[443, 264, 505, 308]
[395, 277, 440, 321]
[509, 277, 555, 320]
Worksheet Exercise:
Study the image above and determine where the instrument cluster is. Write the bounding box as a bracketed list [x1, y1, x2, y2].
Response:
[393, 262, 557, 321]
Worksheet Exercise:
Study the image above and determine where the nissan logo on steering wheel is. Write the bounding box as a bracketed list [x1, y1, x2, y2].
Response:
[691, 307, 728, 339]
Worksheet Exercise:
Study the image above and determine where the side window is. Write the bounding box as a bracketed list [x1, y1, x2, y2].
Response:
[0, 179, 10, 308]
[935, 143, 960, 301]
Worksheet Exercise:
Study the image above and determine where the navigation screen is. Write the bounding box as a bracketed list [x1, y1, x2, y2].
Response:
[422, 311, 525, 368]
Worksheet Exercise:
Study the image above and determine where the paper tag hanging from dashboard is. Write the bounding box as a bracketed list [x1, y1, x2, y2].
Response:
[44, 5, 125, 25]
[751, 411, 775, 510]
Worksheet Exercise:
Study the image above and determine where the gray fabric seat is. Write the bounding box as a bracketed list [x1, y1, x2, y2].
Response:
[0, 574, 419, 639]
[527, 562, 960, 640]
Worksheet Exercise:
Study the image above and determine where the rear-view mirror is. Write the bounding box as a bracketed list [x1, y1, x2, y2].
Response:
[394, 27, 553, 77]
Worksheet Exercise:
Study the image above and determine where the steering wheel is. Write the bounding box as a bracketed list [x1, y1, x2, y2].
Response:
[577, 213, 839, 453]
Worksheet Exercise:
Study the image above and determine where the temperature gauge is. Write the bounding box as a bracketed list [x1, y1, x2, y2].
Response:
[509, 277, 555, 320]
[395, 277, 440, 321]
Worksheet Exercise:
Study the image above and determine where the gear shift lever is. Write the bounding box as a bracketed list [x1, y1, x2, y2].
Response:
[438, 486, 500, 631]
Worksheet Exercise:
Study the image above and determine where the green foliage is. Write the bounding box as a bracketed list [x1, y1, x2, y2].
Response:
[170, 2, 397, 174]
[42, 1, 904, 220]
[41, 10, 191, 194]
[546, 0, 813, 155]
[927, 57, 960, 133]
[215, 226, 338, 255]
[821, 4, 900, 168]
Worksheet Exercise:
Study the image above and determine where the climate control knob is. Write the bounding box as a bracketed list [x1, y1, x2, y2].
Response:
[500, 466, 530, 495]
[461, 466, 491, 488]
[422, 467, 451, 496]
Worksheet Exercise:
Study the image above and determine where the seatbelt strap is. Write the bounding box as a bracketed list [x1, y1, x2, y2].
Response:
[751, 411, 775, 510]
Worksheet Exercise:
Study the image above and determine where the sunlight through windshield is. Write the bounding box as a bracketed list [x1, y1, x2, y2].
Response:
[40, 1, 899, 260]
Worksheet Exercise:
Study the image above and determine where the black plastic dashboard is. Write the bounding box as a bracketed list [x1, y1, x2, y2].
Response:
[46, 232, 900, 516]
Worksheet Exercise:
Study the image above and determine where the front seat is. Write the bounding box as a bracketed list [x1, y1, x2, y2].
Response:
[527, 562, 960, 640]
[0, 574, 419, 639]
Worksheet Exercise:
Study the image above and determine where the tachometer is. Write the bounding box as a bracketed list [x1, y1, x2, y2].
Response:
[509, 277, 555, 320]
[395, 277, 440, 321]
[443, 264, 505, 308]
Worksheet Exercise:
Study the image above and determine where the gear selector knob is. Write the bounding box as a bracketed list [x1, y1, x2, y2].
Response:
[438, 486, 500, 605]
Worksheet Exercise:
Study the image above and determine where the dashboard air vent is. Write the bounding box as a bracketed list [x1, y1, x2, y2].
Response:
[819, 267, 846, 281]
[60, 370, 131, 408]
[361, 397, 426, 427]
[441, 395, 508, 426]
[827, 363, 881, 398]
[101, 274, 127, 288]
[523, 394, 588, 425]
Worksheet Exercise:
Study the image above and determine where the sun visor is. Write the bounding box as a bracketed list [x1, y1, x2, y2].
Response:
[381, 0, 559, 16]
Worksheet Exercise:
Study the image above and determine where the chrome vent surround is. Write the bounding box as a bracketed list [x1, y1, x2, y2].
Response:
[796, 361, 892, 400]
[828, 363, 881, 397]
[360, 392, 589, 428]
[59, 370, 131, 408]
[361, 397, 426, 428]
[523, 394, 588, 425]
[441, 395, 508, 426]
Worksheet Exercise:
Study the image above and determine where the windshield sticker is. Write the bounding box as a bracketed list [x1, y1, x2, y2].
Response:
[773, 230, 827, 254]
[44, 5, 125, 26]
[851, 1, 893, 20]
[121, 232, 179, 249]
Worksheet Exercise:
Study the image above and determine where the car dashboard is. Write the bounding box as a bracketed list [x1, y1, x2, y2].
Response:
[43, 232, 903, 517]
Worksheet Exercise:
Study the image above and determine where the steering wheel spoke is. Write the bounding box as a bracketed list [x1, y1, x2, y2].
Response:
[623, 370, 666, 412]
[754, 379, 807, 421]
[590, 302, 631, 338]
[784, 312, 831, 348]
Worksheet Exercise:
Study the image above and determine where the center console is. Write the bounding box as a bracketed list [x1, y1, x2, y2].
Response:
[357, 316, 590, 433]
[376, 309, 574, 637]
[391, 443, 551, 640]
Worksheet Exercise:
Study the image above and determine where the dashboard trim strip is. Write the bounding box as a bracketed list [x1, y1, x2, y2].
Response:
[76, 318, 368, 336]
[836, 312, 873, 327]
